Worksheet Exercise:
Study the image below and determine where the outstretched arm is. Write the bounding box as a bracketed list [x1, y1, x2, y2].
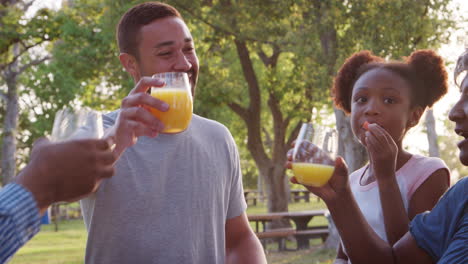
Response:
[287, 153, 433, 264]
[0, 184, 41, 263]
[225, 212, 266, 264]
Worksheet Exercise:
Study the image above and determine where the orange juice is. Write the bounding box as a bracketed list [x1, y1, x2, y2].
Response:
[292, 162, 334, 187]
[150, 88, 192, 133]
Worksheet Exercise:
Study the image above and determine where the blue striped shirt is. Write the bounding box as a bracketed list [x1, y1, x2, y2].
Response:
[0, 183, 41, 264]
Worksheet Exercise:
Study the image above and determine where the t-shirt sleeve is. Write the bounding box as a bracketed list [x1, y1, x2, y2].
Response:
[225, 132, 247, 220]
[409, 177, 468, 262]
[103, 110, 119, 129]
[437, 218, 468, 264]
[406, 157, 450, 200]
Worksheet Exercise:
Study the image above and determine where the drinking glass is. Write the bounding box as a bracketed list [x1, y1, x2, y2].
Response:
[51, 107, 104, 142]
[150, 72, 193, 134]
[292, 123, 338, 187]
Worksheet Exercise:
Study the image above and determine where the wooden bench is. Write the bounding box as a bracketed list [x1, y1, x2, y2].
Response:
[248, 210, 329, 250]
[290, 189, 321, 203]
[290, 190, 310, 203]
[255, 228, 295, 251]
[294, 226, 329, 245]
[244, 191, 257, 206]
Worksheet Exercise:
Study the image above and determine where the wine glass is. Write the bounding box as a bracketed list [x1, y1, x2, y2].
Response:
[51, 107, 104, 142]
[150, 72, 193, 134]
[292, 123, 338, 187]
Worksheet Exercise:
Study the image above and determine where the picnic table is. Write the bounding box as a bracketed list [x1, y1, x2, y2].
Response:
[290, 189, 310, 202]
[244, 189, 259, 206]
[248, 209, 329, 250]
[290, 189, 321, 203]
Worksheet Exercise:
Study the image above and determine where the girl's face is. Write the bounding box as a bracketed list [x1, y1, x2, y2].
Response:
[350, 68, 422, 147]
[449, 76, 468, 165]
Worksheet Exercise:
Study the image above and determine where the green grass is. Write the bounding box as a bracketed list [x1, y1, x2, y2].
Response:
[267, 247, 336, 264]
[10, 220, 87, 264]
[10, 200, 335, 264]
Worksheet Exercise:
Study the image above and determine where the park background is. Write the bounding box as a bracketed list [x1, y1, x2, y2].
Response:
[1, 0, 467, 263]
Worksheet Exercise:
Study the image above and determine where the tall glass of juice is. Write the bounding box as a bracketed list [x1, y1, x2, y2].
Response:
[292, 123, 338, 187]
[150, 72, 193, 134]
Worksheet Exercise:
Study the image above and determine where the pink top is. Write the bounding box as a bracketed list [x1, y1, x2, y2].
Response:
[343, 154, 449, 259]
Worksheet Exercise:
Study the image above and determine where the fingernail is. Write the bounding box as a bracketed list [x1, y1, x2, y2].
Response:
[161, 103, 169, 111]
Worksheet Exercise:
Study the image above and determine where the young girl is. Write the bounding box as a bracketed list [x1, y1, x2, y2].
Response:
[307, 50, 450, 263]
[288, 50, 467, 264]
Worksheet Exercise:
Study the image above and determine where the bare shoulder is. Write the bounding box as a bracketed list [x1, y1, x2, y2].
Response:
[409, 168, 449, 219]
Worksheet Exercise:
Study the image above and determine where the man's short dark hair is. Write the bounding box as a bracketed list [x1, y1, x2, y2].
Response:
[117, 2, 181, 59]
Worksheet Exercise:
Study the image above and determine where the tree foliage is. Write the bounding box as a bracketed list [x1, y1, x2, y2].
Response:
[0, 0, 457, 204]
[0, 0, 66, 182]
[164, 0, 455, 212]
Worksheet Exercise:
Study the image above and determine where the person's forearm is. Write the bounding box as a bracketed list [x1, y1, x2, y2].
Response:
[325, 188, 395, 264]
[15, 165, 53, 214]
[226, 233, 266, 264]
[0, 184, 41, 263]
[377, 176, 410, 245]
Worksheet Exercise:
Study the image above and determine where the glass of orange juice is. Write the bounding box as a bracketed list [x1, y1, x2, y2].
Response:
[150, 72, 193, 134]
[292, 123, 338, 187]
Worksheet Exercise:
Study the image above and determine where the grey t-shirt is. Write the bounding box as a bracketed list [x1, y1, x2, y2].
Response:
[81, 111, 247, 264]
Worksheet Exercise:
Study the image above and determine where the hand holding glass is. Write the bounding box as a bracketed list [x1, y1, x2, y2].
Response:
[292, 123, 338, 187]
[150, 72, 193, 134]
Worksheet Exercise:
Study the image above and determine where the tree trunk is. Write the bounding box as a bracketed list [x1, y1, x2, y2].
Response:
[425, 109, 440, 157]
[261, 163, 290, 228]
[262, 166, 289, 211]
[334, 108, 368, 172]
[1, 44, 20, 185]
[257, 168, 263, 202]
[229, 39, 291, 216]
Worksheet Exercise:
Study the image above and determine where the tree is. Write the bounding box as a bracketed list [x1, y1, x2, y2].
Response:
[169, 0, 333, 218]
[0, 0, 63, 184]
[21, 0, 124, 145]
[167, 0, 455, 217]
[13, 0, 454, 219]
[425, 109, 440, 157]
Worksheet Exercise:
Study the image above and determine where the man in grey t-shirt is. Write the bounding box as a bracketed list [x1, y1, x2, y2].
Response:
[80, 2, 266, 263]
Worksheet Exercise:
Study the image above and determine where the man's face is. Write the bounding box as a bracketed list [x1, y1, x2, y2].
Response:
[449, 76, 468, 165]
[129, 17, 199, 95]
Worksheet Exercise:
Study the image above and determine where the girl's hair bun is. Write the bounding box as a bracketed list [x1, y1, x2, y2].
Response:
[333, 51, 383, 113]
[407, 50, 448, 107]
